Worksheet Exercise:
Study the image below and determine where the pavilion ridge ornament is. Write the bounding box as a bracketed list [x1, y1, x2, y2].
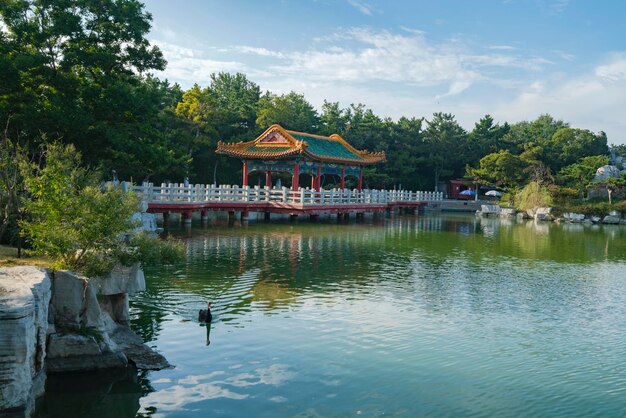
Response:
[216, 124, 386, 191]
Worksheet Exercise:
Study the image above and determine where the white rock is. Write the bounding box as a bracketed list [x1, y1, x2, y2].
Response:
[91, 263, 145, 296]
[0, 267, 51, 412]
[500, 208, 516, 217]
[602, 215, 621, 224]
[51, 271, 102, 330]
[563, 212, 585, 222]
[593, 165, 622, 182]
[534, 207, 553, 222]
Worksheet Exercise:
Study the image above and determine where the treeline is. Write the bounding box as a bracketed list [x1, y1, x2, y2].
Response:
[1, 1, 616, 206]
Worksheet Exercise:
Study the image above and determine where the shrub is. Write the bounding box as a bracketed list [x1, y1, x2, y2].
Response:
[515, 181, 552, 211]
[20, 143, 184, 277]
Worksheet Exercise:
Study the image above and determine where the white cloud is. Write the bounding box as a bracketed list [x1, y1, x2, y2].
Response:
[234, 46, 286, 59]
[493, 55, 626, 144]
[595, 54, 626, 81]
[347, 0, 373, 15]
[488, 45, 516, 51]
[149, 28, 626, 145]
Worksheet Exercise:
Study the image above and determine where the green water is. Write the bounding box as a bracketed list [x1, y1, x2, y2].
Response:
[36, 214, 626, 417]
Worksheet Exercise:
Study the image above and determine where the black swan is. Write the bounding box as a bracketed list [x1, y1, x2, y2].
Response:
[198, 302, 212, 322]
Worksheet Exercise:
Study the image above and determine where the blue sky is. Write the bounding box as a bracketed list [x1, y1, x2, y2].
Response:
[144, 0, 626, 144]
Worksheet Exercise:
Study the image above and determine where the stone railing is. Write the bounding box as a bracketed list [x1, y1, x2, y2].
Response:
[129, 182, 444, 206]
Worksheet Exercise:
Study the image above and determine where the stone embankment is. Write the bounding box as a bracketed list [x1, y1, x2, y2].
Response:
[0, 262, 169, 416]
[476, 205, 626, 225]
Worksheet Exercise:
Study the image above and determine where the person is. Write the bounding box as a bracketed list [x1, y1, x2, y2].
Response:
[184, 176, 189, 187]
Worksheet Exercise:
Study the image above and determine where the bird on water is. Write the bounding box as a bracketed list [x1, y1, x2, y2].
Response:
[198, 302, 212, 322]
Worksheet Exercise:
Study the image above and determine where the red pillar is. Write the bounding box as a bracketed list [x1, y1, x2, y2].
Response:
[265, 171, 272, 188]
[292, 162, 299, 190]
[357, 168, 363, 192]
[340, 168, 345, 190]
[242, 161, 249, 186]
[316, 166, 322, 191]
[310, 174, 315, 189]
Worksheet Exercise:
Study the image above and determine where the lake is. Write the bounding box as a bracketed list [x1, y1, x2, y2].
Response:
[35, 213, 626, 417]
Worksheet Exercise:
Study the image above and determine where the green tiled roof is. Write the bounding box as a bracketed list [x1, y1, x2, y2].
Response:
[246, 146, 292, 153]
[291, 134, 364, 161]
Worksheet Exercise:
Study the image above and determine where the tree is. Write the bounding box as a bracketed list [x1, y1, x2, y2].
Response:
[422, 113, 468, 190]
[0, 0, 171, 179]
[20, 143, 183, 276]
[467, 150, 526, 188]
[256, 91, 319, 132]
[208, 72, 261, 139]
[468, 114, 509, 161]
[558, 155, 610, 200]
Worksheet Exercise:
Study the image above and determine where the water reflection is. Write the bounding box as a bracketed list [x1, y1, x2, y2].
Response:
[36, 214, 626, 418]
[34, 368, 153, 418]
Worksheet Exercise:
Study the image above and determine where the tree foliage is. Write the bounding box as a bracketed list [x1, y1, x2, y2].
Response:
[20, 143, 182, 276]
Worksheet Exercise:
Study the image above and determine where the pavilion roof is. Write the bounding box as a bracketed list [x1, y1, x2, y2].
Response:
[216, 124, 386, 165]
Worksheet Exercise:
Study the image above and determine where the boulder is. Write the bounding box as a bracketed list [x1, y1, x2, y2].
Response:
[479, 205, 501, 216]
[131, 211, 158, 234]
[516, 212, 531, 221]
[534, 207, 553, 222]
[0, 267, 51, 413]
[500, 208, 516, 218]
[51, 271, 102, 330]
[590, 216, 602, 223]
[91, 263, 145, 296]
[593, 165, 622, 182]
[46, 333, 127, 373]
[602, 215, 621, 224]
[563, 212, 585, 223]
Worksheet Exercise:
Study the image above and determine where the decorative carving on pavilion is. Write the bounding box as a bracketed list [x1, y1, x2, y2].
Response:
[216, 124, 386, 165]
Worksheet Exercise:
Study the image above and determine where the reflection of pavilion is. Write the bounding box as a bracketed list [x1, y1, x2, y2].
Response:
[217, 124, 386, 191]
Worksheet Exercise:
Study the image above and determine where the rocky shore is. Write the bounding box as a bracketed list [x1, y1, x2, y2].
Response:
[477, 204, 626, 225]
[0, 264, 170, 416]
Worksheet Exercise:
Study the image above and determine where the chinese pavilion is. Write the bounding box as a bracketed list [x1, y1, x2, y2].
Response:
[216, 124, 386, 191]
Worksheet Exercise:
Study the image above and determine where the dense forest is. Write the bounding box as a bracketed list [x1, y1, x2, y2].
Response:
[1, 0, 621, 245]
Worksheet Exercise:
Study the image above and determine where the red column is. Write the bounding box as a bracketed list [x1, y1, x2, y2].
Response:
[292, 162, 299, 190]
[265, 171, 272, 188]
[357, 168, 363, 191]
[310, 174, 315, 189]
[316, 166, 322, 191]
[242, 161, 249, 186]
[340, 168, 345, 190]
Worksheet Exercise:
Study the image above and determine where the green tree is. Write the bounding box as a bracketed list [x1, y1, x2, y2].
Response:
[256, 91, 319, 132]
[0, 0, 174, 179]
[558, 155, 609, 200]
[422, 113, 468, 190]
[467, 150, 526, 188]
[20, 143, 183, 276]
[468, 114, 509, 161]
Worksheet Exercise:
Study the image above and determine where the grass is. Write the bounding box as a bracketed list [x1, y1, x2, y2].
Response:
[0, 245, 51, 269]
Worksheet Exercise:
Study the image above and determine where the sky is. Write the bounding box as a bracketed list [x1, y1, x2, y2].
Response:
[143, 0, 626, 145]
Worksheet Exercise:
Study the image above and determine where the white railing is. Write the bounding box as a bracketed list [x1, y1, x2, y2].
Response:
[129, 182, 444, 206]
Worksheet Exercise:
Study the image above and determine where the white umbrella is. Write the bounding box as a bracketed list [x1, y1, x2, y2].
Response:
[485, 190, 502, 197]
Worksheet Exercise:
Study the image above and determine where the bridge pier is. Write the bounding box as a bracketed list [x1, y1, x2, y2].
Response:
[182, 210, 193, 225]
[162, 212, 170, 224]
[200, 209, 208, 223]
[264, 211, 271, 222]
[241, 211, 249, 221]
[228, 211, 235, 220]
